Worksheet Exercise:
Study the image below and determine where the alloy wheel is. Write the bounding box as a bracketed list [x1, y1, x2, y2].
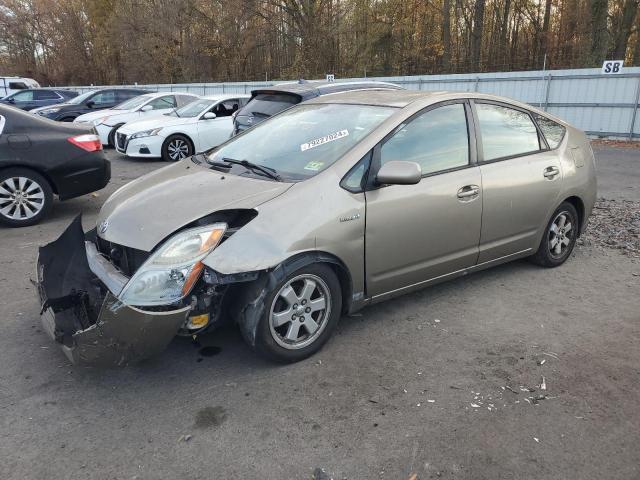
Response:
[548, 211, 573, 258]
[0, 176, 45, 221]
[269, 274, 332, 350]
[167, 139, 190, 160]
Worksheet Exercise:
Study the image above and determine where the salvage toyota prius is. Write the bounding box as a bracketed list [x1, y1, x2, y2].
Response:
[36, 90, 597, 366]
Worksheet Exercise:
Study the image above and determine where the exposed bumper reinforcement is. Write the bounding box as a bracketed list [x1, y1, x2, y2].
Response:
[36, 216, 190, 367]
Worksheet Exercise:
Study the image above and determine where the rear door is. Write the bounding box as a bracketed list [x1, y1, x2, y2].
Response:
[365, 101, 483, 297]
[32, 90, 63, 110]
[472, 101, 562, 262]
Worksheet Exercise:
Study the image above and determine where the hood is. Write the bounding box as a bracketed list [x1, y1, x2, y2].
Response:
[97, 160, 292, 251]
[30, 102, 71, 113]
[75, 109, 123, 123]
[118, 114, 194, 134]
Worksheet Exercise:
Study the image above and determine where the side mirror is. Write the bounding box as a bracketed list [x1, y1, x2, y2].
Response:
[140, 104, 153, 112]
[7, 98, 15, 103]
[86, 100, 95, 108]
[202, 112, 216, 120]
[376, 160, 422, 185]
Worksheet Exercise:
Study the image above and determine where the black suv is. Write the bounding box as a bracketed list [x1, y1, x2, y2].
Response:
[0, 89, 78, 111]
[232, 81, 402, 135]
[30, 88, 149, 122]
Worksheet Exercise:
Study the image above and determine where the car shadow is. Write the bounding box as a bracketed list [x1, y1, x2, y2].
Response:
[65, 257, 541, 387]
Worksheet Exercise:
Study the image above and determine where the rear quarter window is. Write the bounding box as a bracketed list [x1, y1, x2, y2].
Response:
[534, 114, 566, 149]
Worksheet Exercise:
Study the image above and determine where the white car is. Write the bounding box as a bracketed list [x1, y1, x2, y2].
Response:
[115, 94, 250, 161]
[74, 92, 199, 147]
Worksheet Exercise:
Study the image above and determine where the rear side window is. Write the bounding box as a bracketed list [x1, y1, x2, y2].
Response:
[476, 103, 540, 161]
[534, 114, 566, 149]
[34, 90, 60, 100]
[244, 93, 299, 117]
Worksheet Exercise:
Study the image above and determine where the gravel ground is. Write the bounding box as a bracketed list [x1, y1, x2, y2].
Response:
[0, 147, 638, 480]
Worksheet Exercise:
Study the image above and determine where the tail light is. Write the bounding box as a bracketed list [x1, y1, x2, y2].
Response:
[68, 134, 102, 152]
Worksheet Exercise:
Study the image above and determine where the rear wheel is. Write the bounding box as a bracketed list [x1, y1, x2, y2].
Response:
[0, 168, 53, 227]
[247, 264, 342, 363]
[108, 124, 124, 148]
[530, 202, 579, 267]
[162, 134, 193, 162]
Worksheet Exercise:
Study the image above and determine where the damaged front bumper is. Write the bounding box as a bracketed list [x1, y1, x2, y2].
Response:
[36, 216, 190, 366]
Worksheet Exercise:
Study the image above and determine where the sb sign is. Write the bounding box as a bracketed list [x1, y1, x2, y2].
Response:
[602, 60, 623, 74]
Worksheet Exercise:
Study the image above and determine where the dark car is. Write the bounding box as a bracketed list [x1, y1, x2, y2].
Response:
[30, 88, 149, 122]
[232, 80, 403, 135]
[0, 89, 78, 111]
[0, 104, 110, 227]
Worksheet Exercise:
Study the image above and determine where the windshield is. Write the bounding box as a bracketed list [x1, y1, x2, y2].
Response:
[207, 103, 395, 180]
[113, 95, 150, 110]
[67, 90, 96, 105]
[171, 99, 212, 118]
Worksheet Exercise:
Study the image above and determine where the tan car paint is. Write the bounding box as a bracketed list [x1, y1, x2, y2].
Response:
[98, 90, 596, 313]
[97, 160, 292, 251]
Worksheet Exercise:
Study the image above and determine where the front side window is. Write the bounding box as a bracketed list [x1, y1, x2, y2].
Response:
[212, 99, 239, 117]
[534, 114, 566, 149]
[476, 103, 540, 161]
[9, 82, 27, 90]
[207, 104, 395, 181]
[67, 90, 96, 104]
[380, 103, 469, 175]
[147, 95, 176, 110]
[10, 90, 34, 101]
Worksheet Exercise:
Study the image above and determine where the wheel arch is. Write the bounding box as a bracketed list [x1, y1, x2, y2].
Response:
[227, 250, 354, 347]
[162, 131, 195, 152]
[562, 195, 585, 236]
[0, 164, 58, 194]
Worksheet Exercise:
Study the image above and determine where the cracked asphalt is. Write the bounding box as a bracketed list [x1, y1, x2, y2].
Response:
[0, 147, 638, 480]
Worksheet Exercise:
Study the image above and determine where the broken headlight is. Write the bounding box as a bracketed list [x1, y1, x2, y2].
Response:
[119, 223, 226, 306]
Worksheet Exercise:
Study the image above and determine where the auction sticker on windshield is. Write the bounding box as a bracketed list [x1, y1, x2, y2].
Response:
[300, 130, 349, 152]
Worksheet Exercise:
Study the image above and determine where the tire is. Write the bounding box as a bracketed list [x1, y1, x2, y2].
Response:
[248, 264, 342, 363]
[530, 201, 579, 268]
[108, 124, 124, 148]
[161, 134, 193, 162]
[0, 168, 53, 227]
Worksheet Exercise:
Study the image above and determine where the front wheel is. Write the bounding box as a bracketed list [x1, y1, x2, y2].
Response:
[0, 168, 53, 227]
[530, 202, 579, 267]
[161, 134, 193, 162]
[249, 264, 342, 363]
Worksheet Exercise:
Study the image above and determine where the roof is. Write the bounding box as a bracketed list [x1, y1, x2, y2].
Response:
[202, 93, 251, 101]
[304, 89, 444, 107]
[250, 80, 403, 100]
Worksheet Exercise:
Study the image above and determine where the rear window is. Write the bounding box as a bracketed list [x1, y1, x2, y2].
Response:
[534, 114, 566, 149]
[243, 93, 300, 118]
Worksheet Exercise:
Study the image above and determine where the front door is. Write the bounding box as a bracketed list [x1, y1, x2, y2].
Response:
[196, 99, 240, 151]
[365, 101, 483, 298]
[472, 101, 563, 262]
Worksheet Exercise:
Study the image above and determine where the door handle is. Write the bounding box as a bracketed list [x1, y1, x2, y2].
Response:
[457, 185, 480, 199]
[543, 166, 560, 179]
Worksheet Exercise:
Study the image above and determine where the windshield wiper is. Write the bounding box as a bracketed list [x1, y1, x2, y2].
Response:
[214, 157, 281, 181]
[250, 111, 271, 118]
